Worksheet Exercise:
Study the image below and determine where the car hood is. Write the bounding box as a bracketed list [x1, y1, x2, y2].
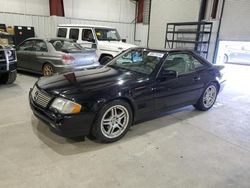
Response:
[37, 66, 144, 97]
[98, 41, 137, 52]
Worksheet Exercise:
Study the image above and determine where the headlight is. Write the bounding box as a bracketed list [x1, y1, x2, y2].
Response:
[50, 98, 81, 114]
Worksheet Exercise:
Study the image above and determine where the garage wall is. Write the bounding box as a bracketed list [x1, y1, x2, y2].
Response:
[0, 13, 53, 38]
[62, 0, 137, 44]
[148, 0, 201, 49]
[219, 0, 250, 41]
[0, 0, 49, 16]
[134, 23, 149, 47]
[0, 0, 142, 45]
[0, 0, 51, 37]
[63, 0, 135, 23]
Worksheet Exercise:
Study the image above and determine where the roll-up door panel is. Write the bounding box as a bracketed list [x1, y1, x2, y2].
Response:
[220, 0, 250, 41]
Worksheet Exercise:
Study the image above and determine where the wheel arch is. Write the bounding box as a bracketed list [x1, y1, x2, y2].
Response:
[199, 80, 220, 100]
[94, 96, 136, 122]
[42, 61, 54, 70]
[210, 80, 220, 92]
[114, 97, 135, 119]
[41, 62, 55, 76]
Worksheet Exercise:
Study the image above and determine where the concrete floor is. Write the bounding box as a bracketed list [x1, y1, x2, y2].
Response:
[0, 65, 250, 188]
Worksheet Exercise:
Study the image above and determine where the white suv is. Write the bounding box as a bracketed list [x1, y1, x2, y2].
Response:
[57, 24, 137, 64]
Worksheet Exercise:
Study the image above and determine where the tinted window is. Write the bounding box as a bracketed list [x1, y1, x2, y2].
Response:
[69, 29, 79, 40]
[49, 40, 83, 52]
[191, 56, 205, 69]
[95, 28, 120, 41]
[57, 28, 67, 38]
[163, 53, 205, 75]
[82, 29, 94, 41]
[108, 49, 165, 75]
[34, 40, 47, 52]
[18, 40, 34, 51]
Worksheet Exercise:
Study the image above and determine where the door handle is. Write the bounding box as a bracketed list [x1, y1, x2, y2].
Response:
[193, 76, 201, 81]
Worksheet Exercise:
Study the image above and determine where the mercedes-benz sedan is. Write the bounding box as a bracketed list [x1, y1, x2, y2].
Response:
[29, 48, 225, 142]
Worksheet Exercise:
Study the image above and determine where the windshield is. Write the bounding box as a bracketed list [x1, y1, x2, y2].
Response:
[49, 40, 83, 52]
[95, 28, 121, 41]
[107, 49, 165, 75]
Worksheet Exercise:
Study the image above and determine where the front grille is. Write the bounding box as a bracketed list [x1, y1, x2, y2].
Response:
[8, 50, 16, 61]
[31, 86, 52, 108]
[0, 50, 5, 62]
[0, 49, 16, 64]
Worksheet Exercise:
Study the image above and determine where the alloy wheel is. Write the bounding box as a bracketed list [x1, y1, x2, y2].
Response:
[203, 85, 217, 108]
[100, 105, 129, 139]
[43, 64, 54, 76]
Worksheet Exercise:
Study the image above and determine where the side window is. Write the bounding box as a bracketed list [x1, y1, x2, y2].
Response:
[163, 53, 204, 75]
[69, 29, 79, 40]
[34, 40, 47, 52]
[57, 28, 67, 38]
[18, 40, 34, 51]
[191, 56, 205, 69]
[82, 29, 94, 41]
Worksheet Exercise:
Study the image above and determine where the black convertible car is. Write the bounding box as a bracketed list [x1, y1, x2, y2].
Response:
[29, 48, 225, 142]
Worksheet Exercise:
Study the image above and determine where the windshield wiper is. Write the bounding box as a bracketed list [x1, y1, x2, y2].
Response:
[108, 65, 134, 72]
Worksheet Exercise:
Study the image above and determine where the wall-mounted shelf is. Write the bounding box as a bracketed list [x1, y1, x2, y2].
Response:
[165, 21, 213, 58]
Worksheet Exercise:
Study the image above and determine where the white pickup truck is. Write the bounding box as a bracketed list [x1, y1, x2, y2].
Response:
[57, 24, 137, 64]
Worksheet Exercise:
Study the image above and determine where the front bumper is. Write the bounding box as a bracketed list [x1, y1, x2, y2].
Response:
[0, 61, 17, 73]
[29, 91, 95, 137]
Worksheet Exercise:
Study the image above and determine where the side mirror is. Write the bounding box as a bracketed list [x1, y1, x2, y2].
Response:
[121, 39, 126, 43]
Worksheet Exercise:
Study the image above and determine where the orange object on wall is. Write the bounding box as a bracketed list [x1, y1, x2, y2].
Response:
[50, 0, 64, 16]
[137, 0, 144, 23]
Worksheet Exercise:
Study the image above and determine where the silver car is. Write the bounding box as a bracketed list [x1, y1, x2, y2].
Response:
[17, 38, 100, 76]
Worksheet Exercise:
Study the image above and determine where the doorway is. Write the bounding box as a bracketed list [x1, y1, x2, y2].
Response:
[216, 41, 250, 66]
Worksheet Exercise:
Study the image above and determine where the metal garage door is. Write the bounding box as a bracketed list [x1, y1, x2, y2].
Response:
[220, 0, 250, 41]
[148, 0, 200, 49]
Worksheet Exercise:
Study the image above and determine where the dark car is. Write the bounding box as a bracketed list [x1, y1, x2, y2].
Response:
[17, 38, 99, 76]
[0, 32, 17, 84]
[29, 48, 225, 142]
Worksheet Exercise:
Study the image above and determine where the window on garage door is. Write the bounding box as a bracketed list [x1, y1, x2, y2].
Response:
[69, 29, 79, 40]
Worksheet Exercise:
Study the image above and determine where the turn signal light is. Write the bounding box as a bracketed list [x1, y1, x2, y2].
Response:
[71, 103, 81, 113]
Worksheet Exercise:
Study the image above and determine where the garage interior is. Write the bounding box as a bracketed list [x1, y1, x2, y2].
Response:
[1, 0, 250, 187]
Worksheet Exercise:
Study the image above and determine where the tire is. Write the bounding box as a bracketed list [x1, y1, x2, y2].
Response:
[0, 70, 17, 84]
[99, 56, 113, 65]
[42, 63, 54, 76]
[194, 83, 218, 111]
[91, 100, 133, 143]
